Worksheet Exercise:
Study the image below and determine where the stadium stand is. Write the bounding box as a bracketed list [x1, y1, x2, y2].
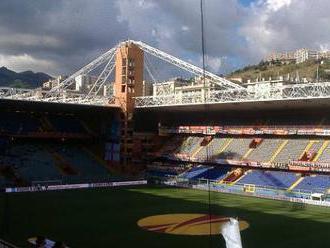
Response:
[237, 170, 299, 189]
[156, 136, 185, 157]
[300, 140, 324, 161]
[317, 142, 330, 162]
[56, 144, 109, 176]
[247, 139, 283, 162]
[217, 138, 251, 160]
[192, 166, 231, 181]
[176, 136, 203, 156]
[1, 103, 330, 206]
[179, 165, 210, 179]
[0, 140, 114, 185]
[268, 139, 310, 163]
[195, 137, 228, 161]
[47, 115, 87, 133]
[295, 174, 330, 192]
[148, 170, 179, 178]
[0, 112, 41, 134]
[1, 143, 62, 182]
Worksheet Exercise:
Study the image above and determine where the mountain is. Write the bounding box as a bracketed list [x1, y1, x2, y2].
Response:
[0, 66, 52, 88]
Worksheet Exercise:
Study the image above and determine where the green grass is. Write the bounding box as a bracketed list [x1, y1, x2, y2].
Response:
[1, 186, 330, 247]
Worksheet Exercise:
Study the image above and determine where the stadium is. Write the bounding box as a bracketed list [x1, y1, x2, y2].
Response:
[0, 39, 329, 248]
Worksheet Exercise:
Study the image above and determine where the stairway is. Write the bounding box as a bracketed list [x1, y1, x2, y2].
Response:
[218, 138, 233, 154]
[47, 148, 78, 175]
[242, 148, 253, 160]
[288, 176, 304, 191]
[313, 140, 330, 162]
[268, 140, 288, 163]
[40, 116, 54, 132]
[298, 140, 316, 160]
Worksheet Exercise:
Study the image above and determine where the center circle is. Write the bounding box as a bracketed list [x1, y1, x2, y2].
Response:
[137, 213, 249, 236]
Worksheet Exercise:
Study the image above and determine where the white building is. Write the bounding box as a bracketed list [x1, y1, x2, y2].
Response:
[42, 75, 68, 89]
[74, 74, 93, 92]
[294, 49, 318, 64]
[266, 48, 330, 64]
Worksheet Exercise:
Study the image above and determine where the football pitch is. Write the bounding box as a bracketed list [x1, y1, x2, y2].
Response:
[1, 185, 330, 248]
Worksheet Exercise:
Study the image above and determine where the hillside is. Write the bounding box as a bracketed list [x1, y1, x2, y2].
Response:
[229, 59, 330, 83]
[0, 66, 52, 88]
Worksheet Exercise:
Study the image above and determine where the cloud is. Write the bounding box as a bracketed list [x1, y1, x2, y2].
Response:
[116, 0, 245, 74]
[0, 33, 62, 50]
[0, 0, 245, 77]
[241, 0, 330, 63]
[0, 54, 56, 74]
[1, 0, 330, 78]
[0, 0, 128, 75]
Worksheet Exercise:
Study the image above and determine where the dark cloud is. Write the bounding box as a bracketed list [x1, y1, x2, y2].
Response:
[0, 0, 129, 75]
[241, 0, 330, 63]
[1, 0, 330, 77]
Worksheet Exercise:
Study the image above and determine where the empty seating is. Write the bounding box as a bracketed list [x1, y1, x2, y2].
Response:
[195, 138, 228, 161]
[247, 139, 282, 162]
[0, 112, 40, 134]
[158, 136, 184, 156]
[192, 166, 231, 180]
[176, 136, 202, 155]
[148, 170, 178, 177]
[273, 139, 310, 163]
[56, 145, 109, 176]
[0, 141, 111, 185]
[300, 141, 323, 161]
[48, 115, 86, 133]
[295, 174, 330, 192]
[238, 170, 298, 189]
[4, 143, 62, 182]
[307, 141, 323, 155]
[218, 138, 251, 160]
[180, 165, 210, 179]
[317, 142, 330, 162]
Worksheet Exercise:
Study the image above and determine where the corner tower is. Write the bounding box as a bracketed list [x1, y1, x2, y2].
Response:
[113, 41, 144, 165]
[114, 41, 144, 112]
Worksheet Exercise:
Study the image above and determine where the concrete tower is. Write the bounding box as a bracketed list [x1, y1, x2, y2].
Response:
[113, 41, 144, 165]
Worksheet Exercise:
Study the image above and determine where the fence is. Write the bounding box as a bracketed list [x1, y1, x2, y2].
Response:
[159, 177, 330, 207]
[0, 239, 18, 248]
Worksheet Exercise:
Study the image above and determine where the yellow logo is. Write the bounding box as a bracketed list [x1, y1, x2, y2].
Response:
[137, 213, 249, 236]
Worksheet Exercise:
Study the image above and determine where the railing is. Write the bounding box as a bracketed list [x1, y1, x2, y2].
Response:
[156, 177, 330, 207]
[0, 239, 18, 248]
[134, 81, 330, 108]
[154, 153, 330, 173]
[0, 87, 116, 107]
[158, 125, 330, 137]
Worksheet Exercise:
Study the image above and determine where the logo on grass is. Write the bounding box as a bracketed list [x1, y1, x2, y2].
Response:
[137, 213, 249, 236]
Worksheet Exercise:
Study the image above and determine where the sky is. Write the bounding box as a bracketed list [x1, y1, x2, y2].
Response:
[0, 0, 330, 77]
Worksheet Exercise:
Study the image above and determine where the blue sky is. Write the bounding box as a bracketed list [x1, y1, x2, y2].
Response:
[239, 0, 255, 6]
[0, 0, 329, 78]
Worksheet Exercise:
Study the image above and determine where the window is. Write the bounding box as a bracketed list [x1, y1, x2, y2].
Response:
[128, 58, 135, 67]
[122, 75, 126, 82]
[128, 78, 135, 84]
[128, 86, 135, 94]
[122, 58, 127, 65]
[121, 85, 126, 93]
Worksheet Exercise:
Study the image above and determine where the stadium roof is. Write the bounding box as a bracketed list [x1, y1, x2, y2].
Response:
[137, 97, 330, 113]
